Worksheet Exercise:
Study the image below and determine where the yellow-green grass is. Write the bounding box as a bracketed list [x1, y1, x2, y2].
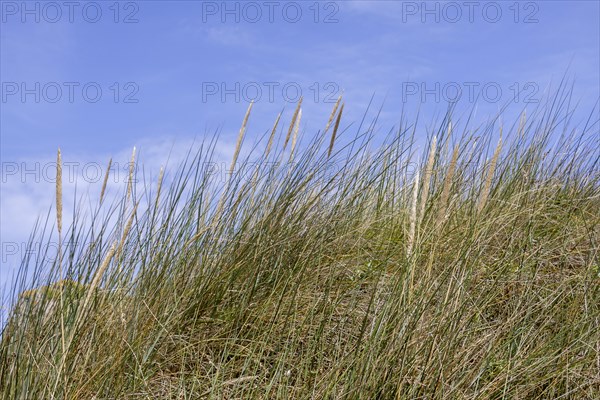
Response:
[1, 90, 599, 399]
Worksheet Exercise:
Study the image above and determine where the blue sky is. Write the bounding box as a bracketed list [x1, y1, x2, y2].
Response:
[1, 0, 599, 281]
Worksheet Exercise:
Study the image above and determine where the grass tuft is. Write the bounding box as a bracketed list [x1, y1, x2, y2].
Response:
[1, 91, 599, 399]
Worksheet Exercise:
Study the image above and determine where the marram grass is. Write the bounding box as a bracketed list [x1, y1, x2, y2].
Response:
[1, 92, 599, 399]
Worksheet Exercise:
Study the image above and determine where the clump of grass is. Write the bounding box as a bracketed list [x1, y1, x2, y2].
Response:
[1, 87, 599, 400]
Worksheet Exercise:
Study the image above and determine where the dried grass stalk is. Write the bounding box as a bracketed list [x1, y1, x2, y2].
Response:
[126, 147, 136, 204]
[100, 158, 112, 203]
[436, 144, 459, 226]
[289, 109, 302, 161]
[283, 97, 303, 151]
[230, 101, 253, 173]
[56, 148, 63, 237]
[116, 202, 138, 260]
[478, 135, 503, 212]
[418, 136, 437, 223]
[443, 121, 452, 157]
[214, 102, 253, 224]
[324, 95, 342, 134]
[265, 112, 281, 158]
[328, 102, 345, 157]
[55, 148, 65, 356]
[518, 110, 526, 138]
[155, 166, 164, 204]
[88, 243, 116, 300]
[407, 170, 420, 257]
